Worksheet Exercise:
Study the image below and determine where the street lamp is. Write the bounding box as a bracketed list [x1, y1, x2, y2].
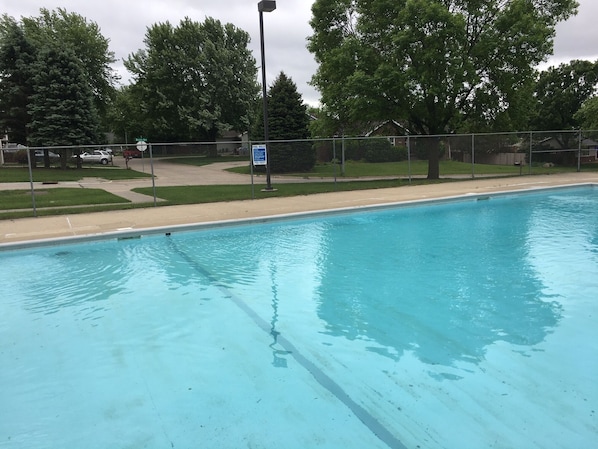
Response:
[258, 0, 276, 190]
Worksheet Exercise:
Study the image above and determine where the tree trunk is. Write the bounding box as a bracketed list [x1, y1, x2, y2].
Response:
[427, 137, 440, 180]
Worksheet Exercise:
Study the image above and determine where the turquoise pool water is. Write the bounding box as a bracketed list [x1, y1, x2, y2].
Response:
[1, 186, 597, 448]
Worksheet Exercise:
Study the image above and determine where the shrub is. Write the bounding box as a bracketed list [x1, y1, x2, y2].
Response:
[364, 141, 408, 162]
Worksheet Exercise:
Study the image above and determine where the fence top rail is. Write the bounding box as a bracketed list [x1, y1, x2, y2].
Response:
[8, 129, 598, 151]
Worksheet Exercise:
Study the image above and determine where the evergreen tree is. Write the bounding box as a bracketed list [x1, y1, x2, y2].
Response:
[28, 45, 100, 168]
[0, 17, 36, 145]
[253, 72, 315, 172]
[0, 9, 116, 148]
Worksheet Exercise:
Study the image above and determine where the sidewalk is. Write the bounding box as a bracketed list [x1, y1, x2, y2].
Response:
[1, 171, 596, 246]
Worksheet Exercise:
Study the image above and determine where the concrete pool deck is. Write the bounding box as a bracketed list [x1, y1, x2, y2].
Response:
[1, 172, 597, 246]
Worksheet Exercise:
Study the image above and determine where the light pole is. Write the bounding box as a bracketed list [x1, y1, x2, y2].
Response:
[258, 0, 276, 190]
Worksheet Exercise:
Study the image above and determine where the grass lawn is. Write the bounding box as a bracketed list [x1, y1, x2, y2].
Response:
[1, 179, 422, 219]
[2, 158, 595, 220]
[227, 160, 592, 177]
[132, 178, 440, 205]
[0, 188, 130, 210]
[0, 166, 152, 183]
[227, 160, 521, 177]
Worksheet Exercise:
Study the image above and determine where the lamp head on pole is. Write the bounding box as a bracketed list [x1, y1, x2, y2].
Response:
[258, 0, 276, 13]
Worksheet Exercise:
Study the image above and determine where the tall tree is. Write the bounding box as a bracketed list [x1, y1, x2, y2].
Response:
[0, 9, 117, 147]
[22, 8, 118, 120]
[309, 0, 578, 178]
[125, 17, 259, 143]
[0, 16, 36, 145]
[574, 96, 598, 131]
[28, 44, 100, 168]
[532, 59, 598, 131]
[105, 85, 145, 144]
[253, 72, 315, 172]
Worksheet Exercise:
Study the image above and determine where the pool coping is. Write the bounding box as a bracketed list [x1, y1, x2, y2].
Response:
[1, 176, 596, 251]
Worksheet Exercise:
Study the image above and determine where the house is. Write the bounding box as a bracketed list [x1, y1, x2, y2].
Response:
[364, 120, 409, 147]
[216, 131, 249, 155]
[534, 135, 598, 164]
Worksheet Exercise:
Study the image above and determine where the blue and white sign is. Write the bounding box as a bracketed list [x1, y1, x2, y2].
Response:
[252, 144, 267, 166]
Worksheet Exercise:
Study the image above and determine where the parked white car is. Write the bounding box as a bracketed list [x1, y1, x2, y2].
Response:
[74, 150, 113, 165]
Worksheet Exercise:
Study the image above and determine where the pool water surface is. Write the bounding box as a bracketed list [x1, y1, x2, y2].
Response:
[1, 186, 597, 448]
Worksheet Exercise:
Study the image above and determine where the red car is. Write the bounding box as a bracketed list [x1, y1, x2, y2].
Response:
[123, 149, 143, 158]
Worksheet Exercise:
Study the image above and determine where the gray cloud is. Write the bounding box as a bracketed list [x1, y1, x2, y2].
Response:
[5, 0, 597, 108]
[550, 0, 598, 64]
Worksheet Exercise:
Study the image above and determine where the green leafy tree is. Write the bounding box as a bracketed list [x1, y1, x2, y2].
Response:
[574, 96, 598, 130]
[28, 45, 100, 168]
[105, 85, 146, 144]
[309, 0, 578, 178]
[253, 72, 315, 172]
[125, 17, 259, 144]
[532, 59, 598, 131]
[22, 8, 117, 121]
[0, 16, 36, 145]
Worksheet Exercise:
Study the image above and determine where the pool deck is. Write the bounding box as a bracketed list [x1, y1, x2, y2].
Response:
[1, 172, 597, 246]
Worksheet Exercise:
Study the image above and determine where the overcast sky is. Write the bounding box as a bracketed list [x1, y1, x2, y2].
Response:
[5, 0, 598, 106]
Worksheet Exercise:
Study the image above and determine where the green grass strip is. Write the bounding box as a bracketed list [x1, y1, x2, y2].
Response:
[0, 188, 130, 210]
[0, 166, 151, 183]
[132, 179, 444, 205]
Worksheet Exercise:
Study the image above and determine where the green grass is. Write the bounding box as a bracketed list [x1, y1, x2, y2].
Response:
[227, 160, 509, 177]
[132, 179, 440, 205]
[2, 158, 595, 220]
[0, 203, 147, 220]
[0, 166, 152, 183]
[0, 188, 130, 210]
[0, 179, 427, 219]
[228, 160, 593, 177]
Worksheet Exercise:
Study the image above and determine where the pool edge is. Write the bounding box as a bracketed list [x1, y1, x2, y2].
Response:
[1, 181, 595, 251]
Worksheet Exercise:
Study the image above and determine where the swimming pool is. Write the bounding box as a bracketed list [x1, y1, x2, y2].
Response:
[1, 186, 597, 448]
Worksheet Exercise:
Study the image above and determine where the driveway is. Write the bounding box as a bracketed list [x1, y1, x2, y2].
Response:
[119, 157, 253, 186]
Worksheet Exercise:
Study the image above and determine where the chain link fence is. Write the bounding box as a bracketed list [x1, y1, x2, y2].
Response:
[310, 129, 598, 179]
[1, 130, 597, 217]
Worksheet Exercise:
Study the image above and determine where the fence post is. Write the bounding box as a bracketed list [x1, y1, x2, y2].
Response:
[578, 129, 582, 172]
[26, 147, 37, 217]
[471, 133, 475, 179]
[529, 131, 533, 175]
[341, 134, 346, 176]
[407, 135, 412, 184]
[332, 137, 337, 186]
[249, 140, 255, 199]
[149, 143, 157, 207]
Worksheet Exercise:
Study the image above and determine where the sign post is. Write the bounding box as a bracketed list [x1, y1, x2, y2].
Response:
[135, 138, 148, 152]
[136, 137, 148, 172]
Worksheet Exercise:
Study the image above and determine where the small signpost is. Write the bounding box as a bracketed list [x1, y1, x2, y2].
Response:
[252, 144, 267, 166]
[136, 137, 148, 152]
[135, 137, 148, 173]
